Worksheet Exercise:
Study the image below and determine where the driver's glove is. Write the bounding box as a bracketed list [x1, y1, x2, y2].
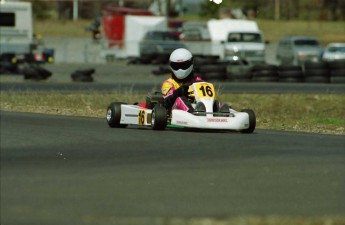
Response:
[173, 84, 189, 98]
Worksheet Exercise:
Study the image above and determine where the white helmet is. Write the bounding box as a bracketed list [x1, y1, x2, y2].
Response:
[169, 48, 193, 80]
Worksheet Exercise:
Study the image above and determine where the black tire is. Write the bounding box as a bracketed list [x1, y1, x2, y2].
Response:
[194, 57, 218, 68]
[201, 72, 227, 80]
[0, 61, 19, 74]
[327, 60, 345, 70]
[251, 64, 277, 72]
[252, 76, 279, 82]
[279, 76, 304, 83]
[330, 76, 345, 83]
[330, 69, 345, 77]
[31, 65, 52, 79]
[303, 69, 330, 77]
[106, 102, 128, 128]
[279, 70, 303, 77]
[252, 70, 278, 82]
[71, 73, 94, 82]
[151, 104, 167, 130]
[330, 69, 345, 83]
[303, 61, 328, 70]
[75, 68, 95, 75]
[140, 55, 152, 64]
[304, 76, 330, 83]
[278, 70, 304, 82]
[199, 64, 227, 73]
[278, 65, 302, 71]
[22, 67, 43, 81]
[71, 72, 94, 82]
[231, 72, 252, 82]
[303, 69, 330, 83]
[152, 55, 169, 64]
[240, 109, 256, 133]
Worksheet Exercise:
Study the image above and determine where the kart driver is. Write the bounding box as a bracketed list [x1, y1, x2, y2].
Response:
[161, 48, 204, 113]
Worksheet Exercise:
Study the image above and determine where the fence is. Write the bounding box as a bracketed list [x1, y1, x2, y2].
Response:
[44, 37, 106, 64]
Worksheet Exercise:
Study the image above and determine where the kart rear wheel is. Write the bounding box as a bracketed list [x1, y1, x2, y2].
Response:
[106, 102, 128, 128]
[241, 109, 256, 133]
[151, 104, 167, 130]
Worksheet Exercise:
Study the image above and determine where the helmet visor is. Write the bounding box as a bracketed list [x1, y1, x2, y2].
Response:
[170, 59, 193, 71]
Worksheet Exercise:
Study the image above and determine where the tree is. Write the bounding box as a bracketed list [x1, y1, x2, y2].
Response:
[199, 0, 222, 19]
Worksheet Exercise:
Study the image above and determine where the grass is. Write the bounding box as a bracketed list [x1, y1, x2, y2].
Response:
[1, 92, 344, 135]
[255, 19, 345, 45]
[34, 18, 345, 45]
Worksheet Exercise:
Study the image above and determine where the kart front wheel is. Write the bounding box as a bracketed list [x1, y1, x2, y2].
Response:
[151, 104, 167, 130]
[241, 109, 256, 133]
[106, 102, 128, 128]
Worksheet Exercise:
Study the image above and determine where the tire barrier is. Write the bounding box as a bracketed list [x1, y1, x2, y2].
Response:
[251, 64, 278, 82]
[303, 62, 330, 83]
[198, 63, 227, 81]
[194, 56, 226, 81]
[22, 64, 52, 81]
[193, 55, 219, 73]
[226, 60, 252, 82]
[278, 65, 304, 83]
[152, 59, 344, 83]
[70, 68, 95, 82]
[228, 60, 344, 83]
[328, 60, 345, 84]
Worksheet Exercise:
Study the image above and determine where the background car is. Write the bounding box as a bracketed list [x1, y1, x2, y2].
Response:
[321, 43, 345, 62]
[139, 30, 186, 64]
[276, 36, 322, 65]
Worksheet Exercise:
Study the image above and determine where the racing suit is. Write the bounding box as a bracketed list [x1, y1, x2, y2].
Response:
[161, 75, 203, 112]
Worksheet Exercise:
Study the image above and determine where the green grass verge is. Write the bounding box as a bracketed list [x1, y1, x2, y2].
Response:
[34, 19, 345, 45]
[1, 92, 344, 135]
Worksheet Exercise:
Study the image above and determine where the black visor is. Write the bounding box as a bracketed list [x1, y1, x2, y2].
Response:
[170, 59, 193, 70]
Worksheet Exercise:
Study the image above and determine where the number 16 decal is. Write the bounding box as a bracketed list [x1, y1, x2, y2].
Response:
[194, 83, 215, 99]
[199, 85, 214, 97]
[138, 110, 145, 125]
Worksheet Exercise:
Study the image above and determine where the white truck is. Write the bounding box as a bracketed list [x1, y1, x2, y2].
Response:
[181, 19, 266, 64]
[0, 0, 54, 72]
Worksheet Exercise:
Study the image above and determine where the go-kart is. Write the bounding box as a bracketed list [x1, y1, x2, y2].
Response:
[106, 81, 256, 133]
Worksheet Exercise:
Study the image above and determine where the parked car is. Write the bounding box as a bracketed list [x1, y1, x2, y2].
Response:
[139, 31, 186, 64]
[276, 36, 322, 65]
[321, 43, 345, 62]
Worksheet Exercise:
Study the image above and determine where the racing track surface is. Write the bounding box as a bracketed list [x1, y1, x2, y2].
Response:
[1, 111, 345, 224]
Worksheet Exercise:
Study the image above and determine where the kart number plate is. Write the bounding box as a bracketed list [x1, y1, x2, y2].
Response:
[193, 82, 215, 100]
[138, 110, 145, 125]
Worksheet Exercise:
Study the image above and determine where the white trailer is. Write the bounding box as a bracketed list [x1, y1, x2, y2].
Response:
[0, 1, 54, 65]
[0, 1, 33, 55]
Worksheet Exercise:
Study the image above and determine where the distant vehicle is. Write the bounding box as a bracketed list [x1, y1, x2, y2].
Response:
[276, 36, 322, 65]
[321, 43, 345, 62]
[139, 31, 186, 63]
[180, 19, 266, 64]
[220, 20, 266, 64]
[0, 1, 54, 68]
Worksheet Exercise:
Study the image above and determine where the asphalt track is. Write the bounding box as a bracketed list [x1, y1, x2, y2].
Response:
[1, 111, 345, 224]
